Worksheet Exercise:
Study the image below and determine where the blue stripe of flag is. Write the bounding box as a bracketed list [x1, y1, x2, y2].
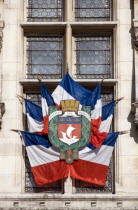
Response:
[59, 72, 101, 109]
[59, 72, 91, 101]
[20, 131, 52, 148]
[25, 99, 43, 122]
[41, 83, 55, 106]
[102, 101, 116, 121]
[81, 84, 101, 110]
[87, 132, 119, 150]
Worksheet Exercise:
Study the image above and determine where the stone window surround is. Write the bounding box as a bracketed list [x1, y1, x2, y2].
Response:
[19, 0, 119, 194]
[0, 19, 5, 130]
[132, 19, 138, 127]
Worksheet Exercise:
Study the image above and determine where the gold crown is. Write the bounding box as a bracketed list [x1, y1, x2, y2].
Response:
[60, 100, 80, 112]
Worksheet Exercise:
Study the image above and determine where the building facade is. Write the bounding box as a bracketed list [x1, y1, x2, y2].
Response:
[0, 0, 138, 209]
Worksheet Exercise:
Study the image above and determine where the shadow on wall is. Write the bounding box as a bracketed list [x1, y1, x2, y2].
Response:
[127, 0, 138, 144]
[127, 111, 138, 144]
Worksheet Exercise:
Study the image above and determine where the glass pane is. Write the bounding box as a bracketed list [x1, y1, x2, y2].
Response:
[75, 0, 112, 21]
[27, 0, 63, 22]
[26, 37, 63, 79]
[25, 94, 62, 193]
[75, 92, 114, 193]
[74, 36, 112, 79]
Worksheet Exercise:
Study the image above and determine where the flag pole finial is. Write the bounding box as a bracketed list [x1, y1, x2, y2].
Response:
[16, 94, 24, 100]
[116, 97, 124, 103]
[36, 75, 42, 83]
[11, 129, 20, 133]
[119, 130, 129, 135]
[99, 78, 104, 84]
[67, 63, 69, 72]
[16, 95, 24, 104]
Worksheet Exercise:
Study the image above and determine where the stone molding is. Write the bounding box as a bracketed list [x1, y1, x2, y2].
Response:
[0, 20, 4, 53]
[0, 194, 138, 210]
[0, 20, 4, 129]
[133, 20, 138, 127]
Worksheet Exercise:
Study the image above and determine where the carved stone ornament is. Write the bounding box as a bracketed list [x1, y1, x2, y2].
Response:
[134, 27, 138, 51]
[0, 28, 3, 53]
[132, 102, 138, 127]
[0, 102, 5, 129]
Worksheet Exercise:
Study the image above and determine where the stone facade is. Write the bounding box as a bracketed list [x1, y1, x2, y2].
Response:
[0, 0, 138, 209]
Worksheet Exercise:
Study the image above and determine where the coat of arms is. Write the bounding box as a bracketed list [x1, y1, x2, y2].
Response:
[48, 100, 91, 163]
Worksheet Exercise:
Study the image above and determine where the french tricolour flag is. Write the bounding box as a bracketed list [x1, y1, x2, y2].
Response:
[20, 131, 69, 185]
[70, 132, 119, 186]
[20, 131, 119, 186]
[52, 72, 91, 106]
[25, 99, 44, 134]
[40, 73, 101, 123]
[41, 83, 55, 134]
[52, 72, 102, 122]
[99, 101, 116, 133]
[90, 101, 116, 147]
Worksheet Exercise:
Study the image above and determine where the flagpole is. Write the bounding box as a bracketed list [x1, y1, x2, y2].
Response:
[36, 75, 42, 83]
[99, 78, 104, 84]
[11, 129, 20, 133]
[119, 130, 129, 135]
[16, 94, 24, 100]
[116, 97, 124, 103]
[66, 63, 69, 72]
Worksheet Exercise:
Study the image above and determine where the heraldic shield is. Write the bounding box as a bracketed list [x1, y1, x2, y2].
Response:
[48, 100, 91, 164]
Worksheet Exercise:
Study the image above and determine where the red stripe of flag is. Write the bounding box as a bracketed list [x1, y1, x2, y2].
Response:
[70, 159, 108, 186]
[32, 160, 69, 185]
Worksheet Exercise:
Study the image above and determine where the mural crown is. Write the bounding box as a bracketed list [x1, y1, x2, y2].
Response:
[60, 100, 80, 112]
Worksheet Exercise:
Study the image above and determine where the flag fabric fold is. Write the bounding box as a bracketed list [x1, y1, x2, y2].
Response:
[99, 101, 116, 133]
[70, 132, 119, 185]
[90, 101, 116, 148]
[52, 72, 91, 106]
[21, 130, 119, 186]
[25, 99, 44, 134]
[41, 83, 55, 134]
[21, 131, 69, 185]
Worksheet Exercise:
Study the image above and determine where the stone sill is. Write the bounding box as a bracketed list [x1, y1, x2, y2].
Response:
[19, 79, 118, 93]
[71, 22, 117, 33]
[20, 21, 117, 34]
[20, 22, 67, 35]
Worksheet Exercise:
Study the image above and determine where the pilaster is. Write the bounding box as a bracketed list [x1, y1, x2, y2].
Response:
[0, 19, 5, 129]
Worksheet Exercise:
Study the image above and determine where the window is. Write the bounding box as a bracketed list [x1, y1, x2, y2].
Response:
[74, 36, 112, 79]
[75, 0, 112, 21]
[27, 0, 64, 22]
[23, 0, 116, 194]
[26, 37, 63, 79]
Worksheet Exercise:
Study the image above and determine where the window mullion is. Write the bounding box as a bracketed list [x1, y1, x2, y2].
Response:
[65, 24, 73, 76]
[65, 0, 74, 22]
